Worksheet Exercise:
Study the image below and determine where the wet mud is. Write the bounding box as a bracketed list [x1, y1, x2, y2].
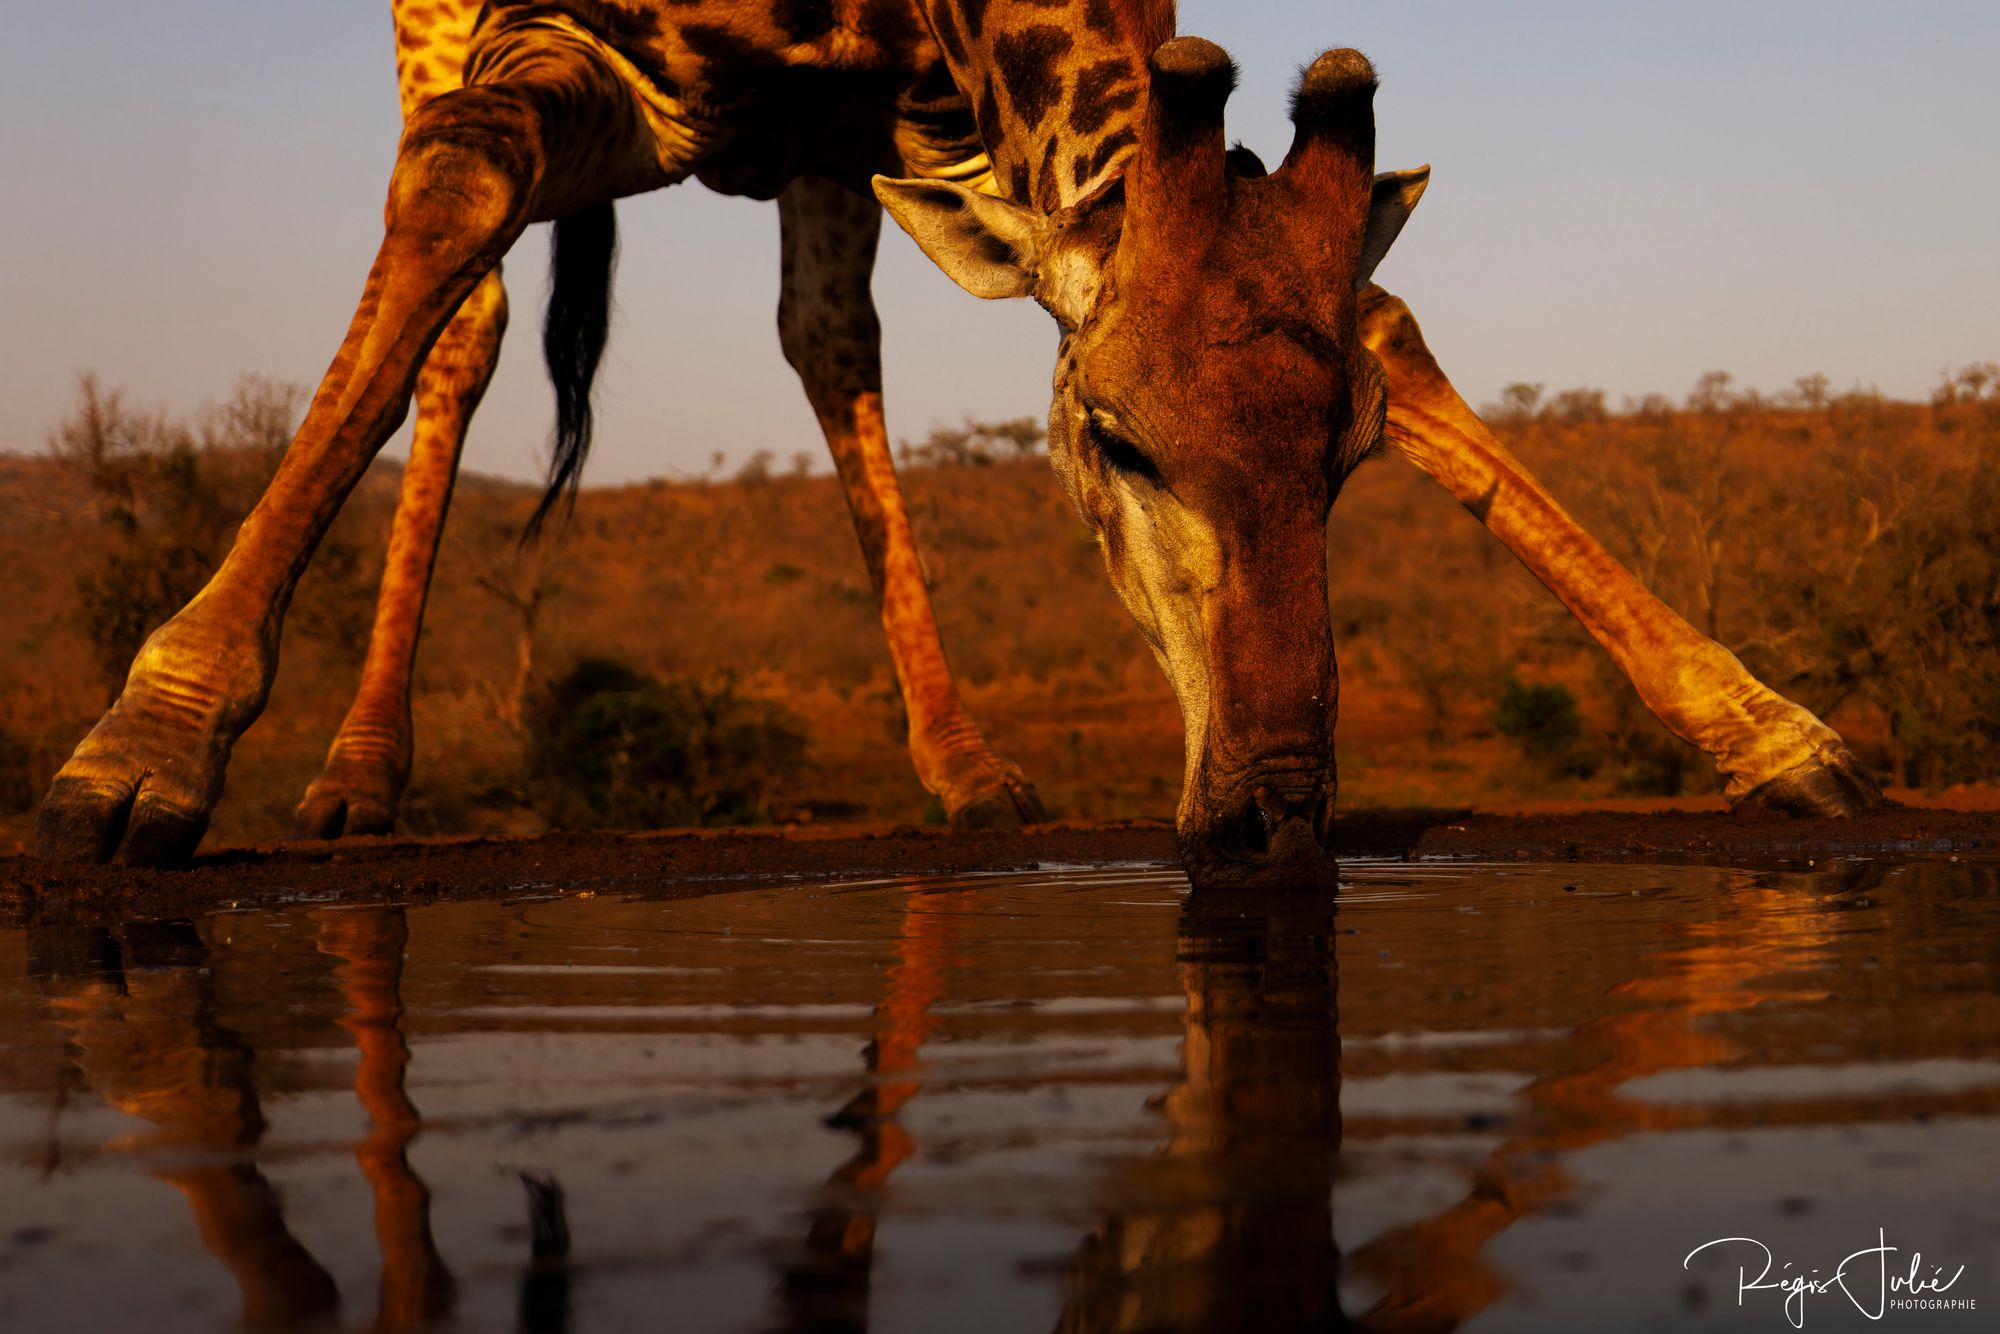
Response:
[8, 805, 2000, 925]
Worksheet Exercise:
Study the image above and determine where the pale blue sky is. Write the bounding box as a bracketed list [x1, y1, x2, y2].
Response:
[2, 2, 1994, 483]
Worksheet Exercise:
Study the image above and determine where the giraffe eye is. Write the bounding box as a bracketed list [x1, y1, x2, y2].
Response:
[1087, 412, 1162, 485]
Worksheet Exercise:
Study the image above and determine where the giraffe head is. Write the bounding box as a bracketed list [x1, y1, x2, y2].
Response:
[878, 39, 1425, 890]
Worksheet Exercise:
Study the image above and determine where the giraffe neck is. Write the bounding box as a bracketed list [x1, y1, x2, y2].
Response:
[391, 0, 483, 121]
[921, 0, 1173, 212]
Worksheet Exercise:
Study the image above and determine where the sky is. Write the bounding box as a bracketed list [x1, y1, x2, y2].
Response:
[2, 2, 1995, 485]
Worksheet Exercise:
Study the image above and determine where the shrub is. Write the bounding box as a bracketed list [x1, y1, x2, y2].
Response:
[1493, 677, 1580, 756]
[530, 658, 807, 829]
[1492, 677, 1599, 779]
[52, 374, 376, 694]
[896, 417, 1045, 467]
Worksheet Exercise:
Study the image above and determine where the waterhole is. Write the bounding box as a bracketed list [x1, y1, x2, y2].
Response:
[1, 858, 1995, 1331]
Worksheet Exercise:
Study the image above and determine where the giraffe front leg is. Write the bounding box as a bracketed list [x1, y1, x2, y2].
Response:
[36, 83, 580, 865]
[777, 178, 1048, 829]
[1356, 285, 1882, 815]
[295, 268, 509, 840]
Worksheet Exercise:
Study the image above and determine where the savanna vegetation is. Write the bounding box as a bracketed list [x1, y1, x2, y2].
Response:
[1, 363, 1996, 849]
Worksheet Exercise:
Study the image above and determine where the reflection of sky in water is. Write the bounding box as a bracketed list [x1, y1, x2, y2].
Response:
[0, 857, 1994, 1331]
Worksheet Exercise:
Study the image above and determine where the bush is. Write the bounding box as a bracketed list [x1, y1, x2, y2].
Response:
[897, 417, 1045, 467]
[1492, 677, 1599, 779]
[1493, 678, 1580, 755]
[530, 658, 807, 829]
[52, 374, 376, 694]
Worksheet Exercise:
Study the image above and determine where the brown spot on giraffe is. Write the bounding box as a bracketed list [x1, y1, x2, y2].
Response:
[770, 0, 834, 44]
[1067, 55, 1138, 132]
[1007, 159, 1031, 202]
[993, 24, 1073, 129]
[1082, 124, 1135, 182]
[960, 0, 993, 41]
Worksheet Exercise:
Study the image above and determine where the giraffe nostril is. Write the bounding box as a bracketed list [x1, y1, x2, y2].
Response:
[1239, 801, 1270, 856]
[1211, 799, 1272, 861]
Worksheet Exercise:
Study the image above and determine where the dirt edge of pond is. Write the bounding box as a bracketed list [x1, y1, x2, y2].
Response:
[7, 806, 2000, 926]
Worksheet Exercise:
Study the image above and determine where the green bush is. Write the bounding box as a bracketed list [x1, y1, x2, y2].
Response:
[530, 658, 807, 829]
[1493, 678, 1581, 756]
[1493, 677, 1600, 780]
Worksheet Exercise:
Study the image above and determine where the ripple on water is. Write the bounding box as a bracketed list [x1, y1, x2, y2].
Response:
[0, 855, 1995, 1331]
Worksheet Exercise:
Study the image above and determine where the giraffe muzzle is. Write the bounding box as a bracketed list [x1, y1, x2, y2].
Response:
[1180, 766, 1338, 892]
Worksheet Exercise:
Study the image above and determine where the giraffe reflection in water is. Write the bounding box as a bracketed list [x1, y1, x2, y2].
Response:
[771, 887, 961, 1333]
[314, 909, 458, 1330]
[32, 919, 342, 1328]
[1346, 861, 1899, 1332]
[770, 888, 1350, 1334]
[768, 864, 1945, 1334]
[21, 862, 1982, 1333]
[1057, 894, 1347, 1332]
[28, 908, 530, 1332]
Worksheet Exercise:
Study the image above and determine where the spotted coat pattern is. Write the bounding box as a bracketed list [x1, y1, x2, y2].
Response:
[298, 0, 1173, 842]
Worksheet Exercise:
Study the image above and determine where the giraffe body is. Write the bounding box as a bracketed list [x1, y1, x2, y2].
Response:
[40, 0, 1879, 882]
[297, 0, 1087, 838]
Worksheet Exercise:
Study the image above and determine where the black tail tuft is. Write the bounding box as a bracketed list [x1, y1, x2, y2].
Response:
[525, 201, 618, 542]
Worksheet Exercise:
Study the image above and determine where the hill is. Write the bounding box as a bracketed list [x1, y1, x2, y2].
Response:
[3, 369, 1997, 850]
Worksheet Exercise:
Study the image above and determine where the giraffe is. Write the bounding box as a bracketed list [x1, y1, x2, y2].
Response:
[36, 0, 1879, 888]
[291, 0, 1044, 840]
[865, 12, 1874, 883]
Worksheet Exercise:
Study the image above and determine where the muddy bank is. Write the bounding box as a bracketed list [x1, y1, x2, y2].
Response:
[5, 806, 2000, 925]
[0, 822, 1181, 926]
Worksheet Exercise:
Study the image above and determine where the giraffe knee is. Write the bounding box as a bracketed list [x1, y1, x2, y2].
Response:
[388, 89, 543, 258]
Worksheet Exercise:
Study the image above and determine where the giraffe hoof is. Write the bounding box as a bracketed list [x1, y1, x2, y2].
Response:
[33, 612, 267, 864]
[37, 774, 212, 867]
[36, 688, 236, 865]
[1738, 743, 1886, 818]
[948, 772, 1050, 832]
[37, 779, 135, 865]
[292, 776, 399, 840]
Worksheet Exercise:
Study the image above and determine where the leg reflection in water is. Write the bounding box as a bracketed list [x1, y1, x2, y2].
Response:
[30, 919, 342, 1328]
[313, 907, 456, 1331]
[771, 887, 966, 1334]
[1349, 862, 1884, 1332]
[1059, 894, 1349, 1334]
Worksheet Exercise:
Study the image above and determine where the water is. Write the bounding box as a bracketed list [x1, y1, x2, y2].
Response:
[1, 858, 1995, 1332]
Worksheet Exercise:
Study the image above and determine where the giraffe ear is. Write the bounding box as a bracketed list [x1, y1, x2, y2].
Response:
[1357, 165, 1429, 291]
[873, 176, 1042, 301]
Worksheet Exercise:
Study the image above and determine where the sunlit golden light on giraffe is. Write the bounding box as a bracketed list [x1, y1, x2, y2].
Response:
[25, 1, 1892, 890]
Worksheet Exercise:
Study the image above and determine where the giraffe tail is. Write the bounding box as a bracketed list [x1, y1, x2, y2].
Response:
[525, 200, 619, 540]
